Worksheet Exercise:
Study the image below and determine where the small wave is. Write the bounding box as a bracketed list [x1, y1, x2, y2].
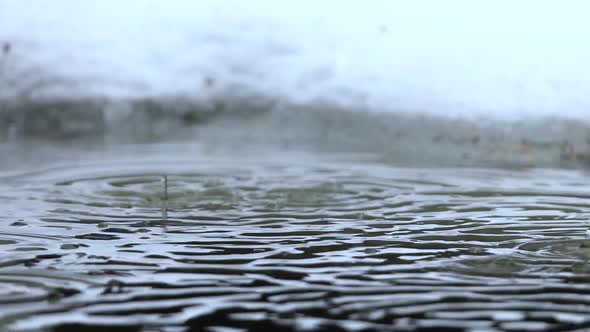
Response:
[3, 155, 590, 331]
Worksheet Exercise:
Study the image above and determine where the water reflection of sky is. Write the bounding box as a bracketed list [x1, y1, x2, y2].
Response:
[3, 145, 590, 331]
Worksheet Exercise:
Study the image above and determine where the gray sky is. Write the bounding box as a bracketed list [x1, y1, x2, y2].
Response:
[1, 0, 589, 119]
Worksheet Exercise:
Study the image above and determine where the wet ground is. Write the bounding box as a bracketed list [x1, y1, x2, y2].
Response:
[3, 141, 590, 332]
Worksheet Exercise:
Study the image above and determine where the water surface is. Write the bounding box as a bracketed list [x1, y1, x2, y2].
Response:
[2, 142, 590, 332]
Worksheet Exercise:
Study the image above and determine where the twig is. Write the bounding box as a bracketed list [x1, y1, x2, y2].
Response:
[0, 42, 10, 80]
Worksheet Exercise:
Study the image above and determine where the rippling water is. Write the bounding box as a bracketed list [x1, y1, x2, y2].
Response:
[2, 141, 590, 332]
[4, 1, 590, 330]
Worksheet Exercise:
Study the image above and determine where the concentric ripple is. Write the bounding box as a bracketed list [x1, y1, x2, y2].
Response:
[3, 146, 590, 332]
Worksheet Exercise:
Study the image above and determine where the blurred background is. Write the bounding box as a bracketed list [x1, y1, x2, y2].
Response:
[1, 0, 590, 169]
[1, 0, 590, 115]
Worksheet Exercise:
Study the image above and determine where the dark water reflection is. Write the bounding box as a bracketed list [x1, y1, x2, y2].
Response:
[2, 144, 590, 332]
